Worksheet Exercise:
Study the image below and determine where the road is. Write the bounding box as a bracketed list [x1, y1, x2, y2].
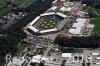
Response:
[43, 44, 53, 57]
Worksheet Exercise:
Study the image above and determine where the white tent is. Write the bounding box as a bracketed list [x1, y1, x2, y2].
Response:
[72, 22, 84, 28]
[76, 18, 87, 24]
[77, 11, 85, 16]
[91, 53, 99, 56]
[66, 7, 72, 11]
[62, 53, 72, 58]
[31, 55, 49, 63]
[50, 6, 57, 11]
[41, 57, 49, 61]
[59, 7, 66, 12]
[31, 55, 41, 63]
[86, 24, 95, 29]
[96, 57, 100, 60]
[69, 27, 82, 35]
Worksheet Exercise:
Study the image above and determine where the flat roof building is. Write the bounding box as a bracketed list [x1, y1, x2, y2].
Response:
[69, 27, 82, 35]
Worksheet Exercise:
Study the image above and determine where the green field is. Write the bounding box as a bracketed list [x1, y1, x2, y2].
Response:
[87, 7, 100, 34]
[83, 6, 100, 16]
[0, 7, 11, 17]
[0, 0, 12, 17]
[38, 19, 58, 30]
[0, 0, 3, 3]
[14, 0, 35, 6]
[17, 42, 28, 52]
[83, 6, 100, 34]
[87, 7, 100, 15]
[0, 0, 35, 17]
[91, 17, 100, 34]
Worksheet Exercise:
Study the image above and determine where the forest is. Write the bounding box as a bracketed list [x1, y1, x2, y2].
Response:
[54, 35, 100, 48]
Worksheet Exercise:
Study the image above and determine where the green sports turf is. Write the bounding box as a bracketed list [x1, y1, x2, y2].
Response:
[83, 6, 100, 34]
[38, 19, 58, 30]
[17, 42, 28, 52]
[89, 8, 100, 34]
[91, 17, 100, 34]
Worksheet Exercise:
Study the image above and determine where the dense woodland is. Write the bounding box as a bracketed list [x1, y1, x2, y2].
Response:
[54, 35, 100, 48]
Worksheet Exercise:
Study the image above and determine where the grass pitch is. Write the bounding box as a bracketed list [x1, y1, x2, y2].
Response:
[83, 6, 100, 34]
[38, 19, 58, 30]
[91, 17, 100, 34]
[17, 42, 28, 52]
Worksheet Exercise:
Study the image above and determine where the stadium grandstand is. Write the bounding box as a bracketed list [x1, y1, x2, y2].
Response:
[27, 12, 68, 35]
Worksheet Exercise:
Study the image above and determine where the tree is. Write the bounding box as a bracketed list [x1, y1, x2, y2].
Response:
[54, 35, 100, 48]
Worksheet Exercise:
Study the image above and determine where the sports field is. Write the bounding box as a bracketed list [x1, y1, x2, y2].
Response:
[91, 17, 100, 34]
[88, 7, 100, 34]
[17, 42, 28, 52]
[84, 6, 100, 34]
[38, 19, 58, 30]
[86, 7, 100, 15]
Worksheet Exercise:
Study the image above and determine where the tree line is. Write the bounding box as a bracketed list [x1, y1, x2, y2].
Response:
[54, 35, 100, 48]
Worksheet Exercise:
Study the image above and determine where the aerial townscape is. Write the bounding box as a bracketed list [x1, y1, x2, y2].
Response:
[0, 0, 100, 66]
